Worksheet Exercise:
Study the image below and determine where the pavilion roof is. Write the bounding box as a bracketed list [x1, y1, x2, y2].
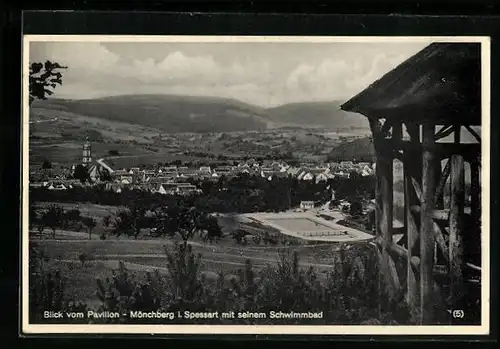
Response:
[341, 43, 482, 126]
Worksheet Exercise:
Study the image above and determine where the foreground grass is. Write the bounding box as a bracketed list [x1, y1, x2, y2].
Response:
[30, 235, 338, 307]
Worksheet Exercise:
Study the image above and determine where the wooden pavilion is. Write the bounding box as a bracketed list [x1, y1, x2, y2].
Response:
[341, 43, 483, 324]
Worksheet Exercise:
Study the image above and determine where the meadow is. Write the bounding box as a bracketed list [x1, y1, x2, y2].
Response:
[30, 201, 348, 309]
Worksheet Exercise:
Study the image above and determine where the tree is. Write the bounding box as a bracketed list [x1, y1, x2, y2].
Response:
[29, 203, 42, 233]
[111, 210, 135, 238]
[108, 150, 120, 156]
[366, 208, 376, 233]
[164, 243, 204, 305]
[99, 170, 113, 182]
[29, 61, 67, 105]
[64, 209, 81, 223]
[111, 204, 147, 239]
[198, 214, 223, 242]
[64, 208, 82, 230]
[73, 164, 90, 183]
[42, 159, 52, 169]
[156, 206, 203, 244]
[350, 200, 363, 217]
[41, 205, 65, 239]
[82, 216, 97, 240]
[102, 215, 112, 228]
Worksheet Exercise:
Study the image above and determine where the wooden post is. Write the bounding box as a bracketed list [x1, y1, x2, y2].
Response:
[454, 124, 461, 143]
[433, 156, 443, 265]
[420, 122, 436, 324]
[434, 158, 443, 209]
[470, 157, 480, 226]
[404, 158, 419, 310]
[369, 119, 383, 240]
[449, 154, 465, 309]
[369, 119, 385, 318]
[379, 146, 396, 298]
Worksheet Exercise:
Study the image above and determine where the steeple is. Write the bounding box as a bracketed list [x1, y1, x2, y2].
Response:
[82, 137, 92, 167]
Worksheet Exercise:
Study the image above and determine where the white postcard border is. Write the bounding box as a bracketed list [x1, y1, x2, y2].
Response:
[21, 35, 491, 336]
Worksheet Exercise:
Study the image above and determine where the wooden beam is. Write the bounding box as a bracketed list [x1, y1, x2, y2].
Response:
[385, 240, 479, 281]
[405, 122, 420, 143]
[435, 158, 451, 205]
[369, 118, 383, 143]
[454, 125, 461, 143]
[393, 150, 404, 162]
[387, 139, 480, 157]
[435, 125, 449, 137]
[410, 205, 448, 220]
[411, 177, 422, 202]
[411, 202, 472, 218]
[435, 125, 455, 141]
[449, 154, 465, 308]
[467, 262, 481, 272]
[464, 125, 481, 143]
[393, 122, 403, 140]
[434, 158, 444, 209]
[380, 119, 394, 138]
[420, 122, 437, 324]
[409, 205, 451, 267]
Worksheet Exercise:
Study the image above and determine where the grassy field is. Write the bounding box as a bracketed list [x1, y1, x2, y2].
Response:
[35, 202, 123, 217]
[30, 107, 161, 144]
[30, 225, 342, 307]
[29, 140, 158, 166]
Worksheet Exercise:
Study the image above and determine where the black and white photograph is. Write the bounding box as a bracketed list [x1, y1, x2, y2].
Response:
[22, 36, 490, 335]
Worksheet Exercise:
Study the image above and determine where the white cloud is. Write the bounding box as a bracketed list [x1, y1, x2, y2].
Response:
[31, 42, 119, 71]
[30, 41, 428, 106]
[284, 53, 413, 102]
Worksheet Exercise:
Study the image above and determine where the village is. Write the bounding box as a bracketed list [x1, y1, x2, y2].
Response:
[29, 138, 375, 197]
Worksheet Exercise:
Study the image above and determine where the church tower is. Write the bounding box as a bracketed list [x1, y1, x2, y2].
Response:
[82, 137, 92, 167]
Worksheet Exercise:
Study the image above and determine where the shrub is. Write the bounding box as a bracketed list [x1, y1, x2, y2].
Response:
[29, 241, 433, 325]
[29, 243, 88, 324]
[94, 261, 162, 324]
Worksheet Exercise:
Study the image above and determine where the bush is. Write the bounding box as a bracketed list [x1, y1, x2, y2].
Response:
[94, 261, 162, 324]
[29, 242, 431, 325]
[87, 242, 415, 325]
[42, 159, 52, 169]
[29, 243, 89, 324]
[108, 150, 120, 156]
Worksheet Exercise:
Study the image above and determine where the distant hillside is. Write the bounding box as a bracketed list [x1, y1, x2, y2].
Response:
[328, 136, 375, 162]
[266, 101, 369, 130]
[32, 95, 271, 133]
[32, 95, 370, 133]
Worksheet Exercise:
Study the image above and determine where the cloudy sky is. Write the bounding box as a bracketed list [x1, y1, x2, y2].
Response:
[29, 40, 430, 107]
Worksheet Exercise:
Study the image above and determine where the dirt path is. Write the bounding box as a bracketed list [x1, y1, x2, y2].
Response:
[90, 253, 334, 269]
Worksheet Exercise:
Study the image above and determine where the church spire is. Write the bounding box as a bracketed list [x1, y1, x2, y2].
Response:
[82, 137, 92, 167]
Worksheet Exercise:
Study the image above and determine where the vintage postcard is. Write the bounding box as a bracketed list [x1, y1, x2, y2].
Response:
[22, 35, 490, 336]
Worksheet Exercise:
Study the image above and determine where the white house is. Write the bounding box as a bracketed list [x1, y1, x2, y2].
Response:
[315, 172, 335, 183]
[300, 201, 315, 210]
[298, 171, 314, 181]
[360, 165, 373, 177]
[199, 166, 212, 174]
